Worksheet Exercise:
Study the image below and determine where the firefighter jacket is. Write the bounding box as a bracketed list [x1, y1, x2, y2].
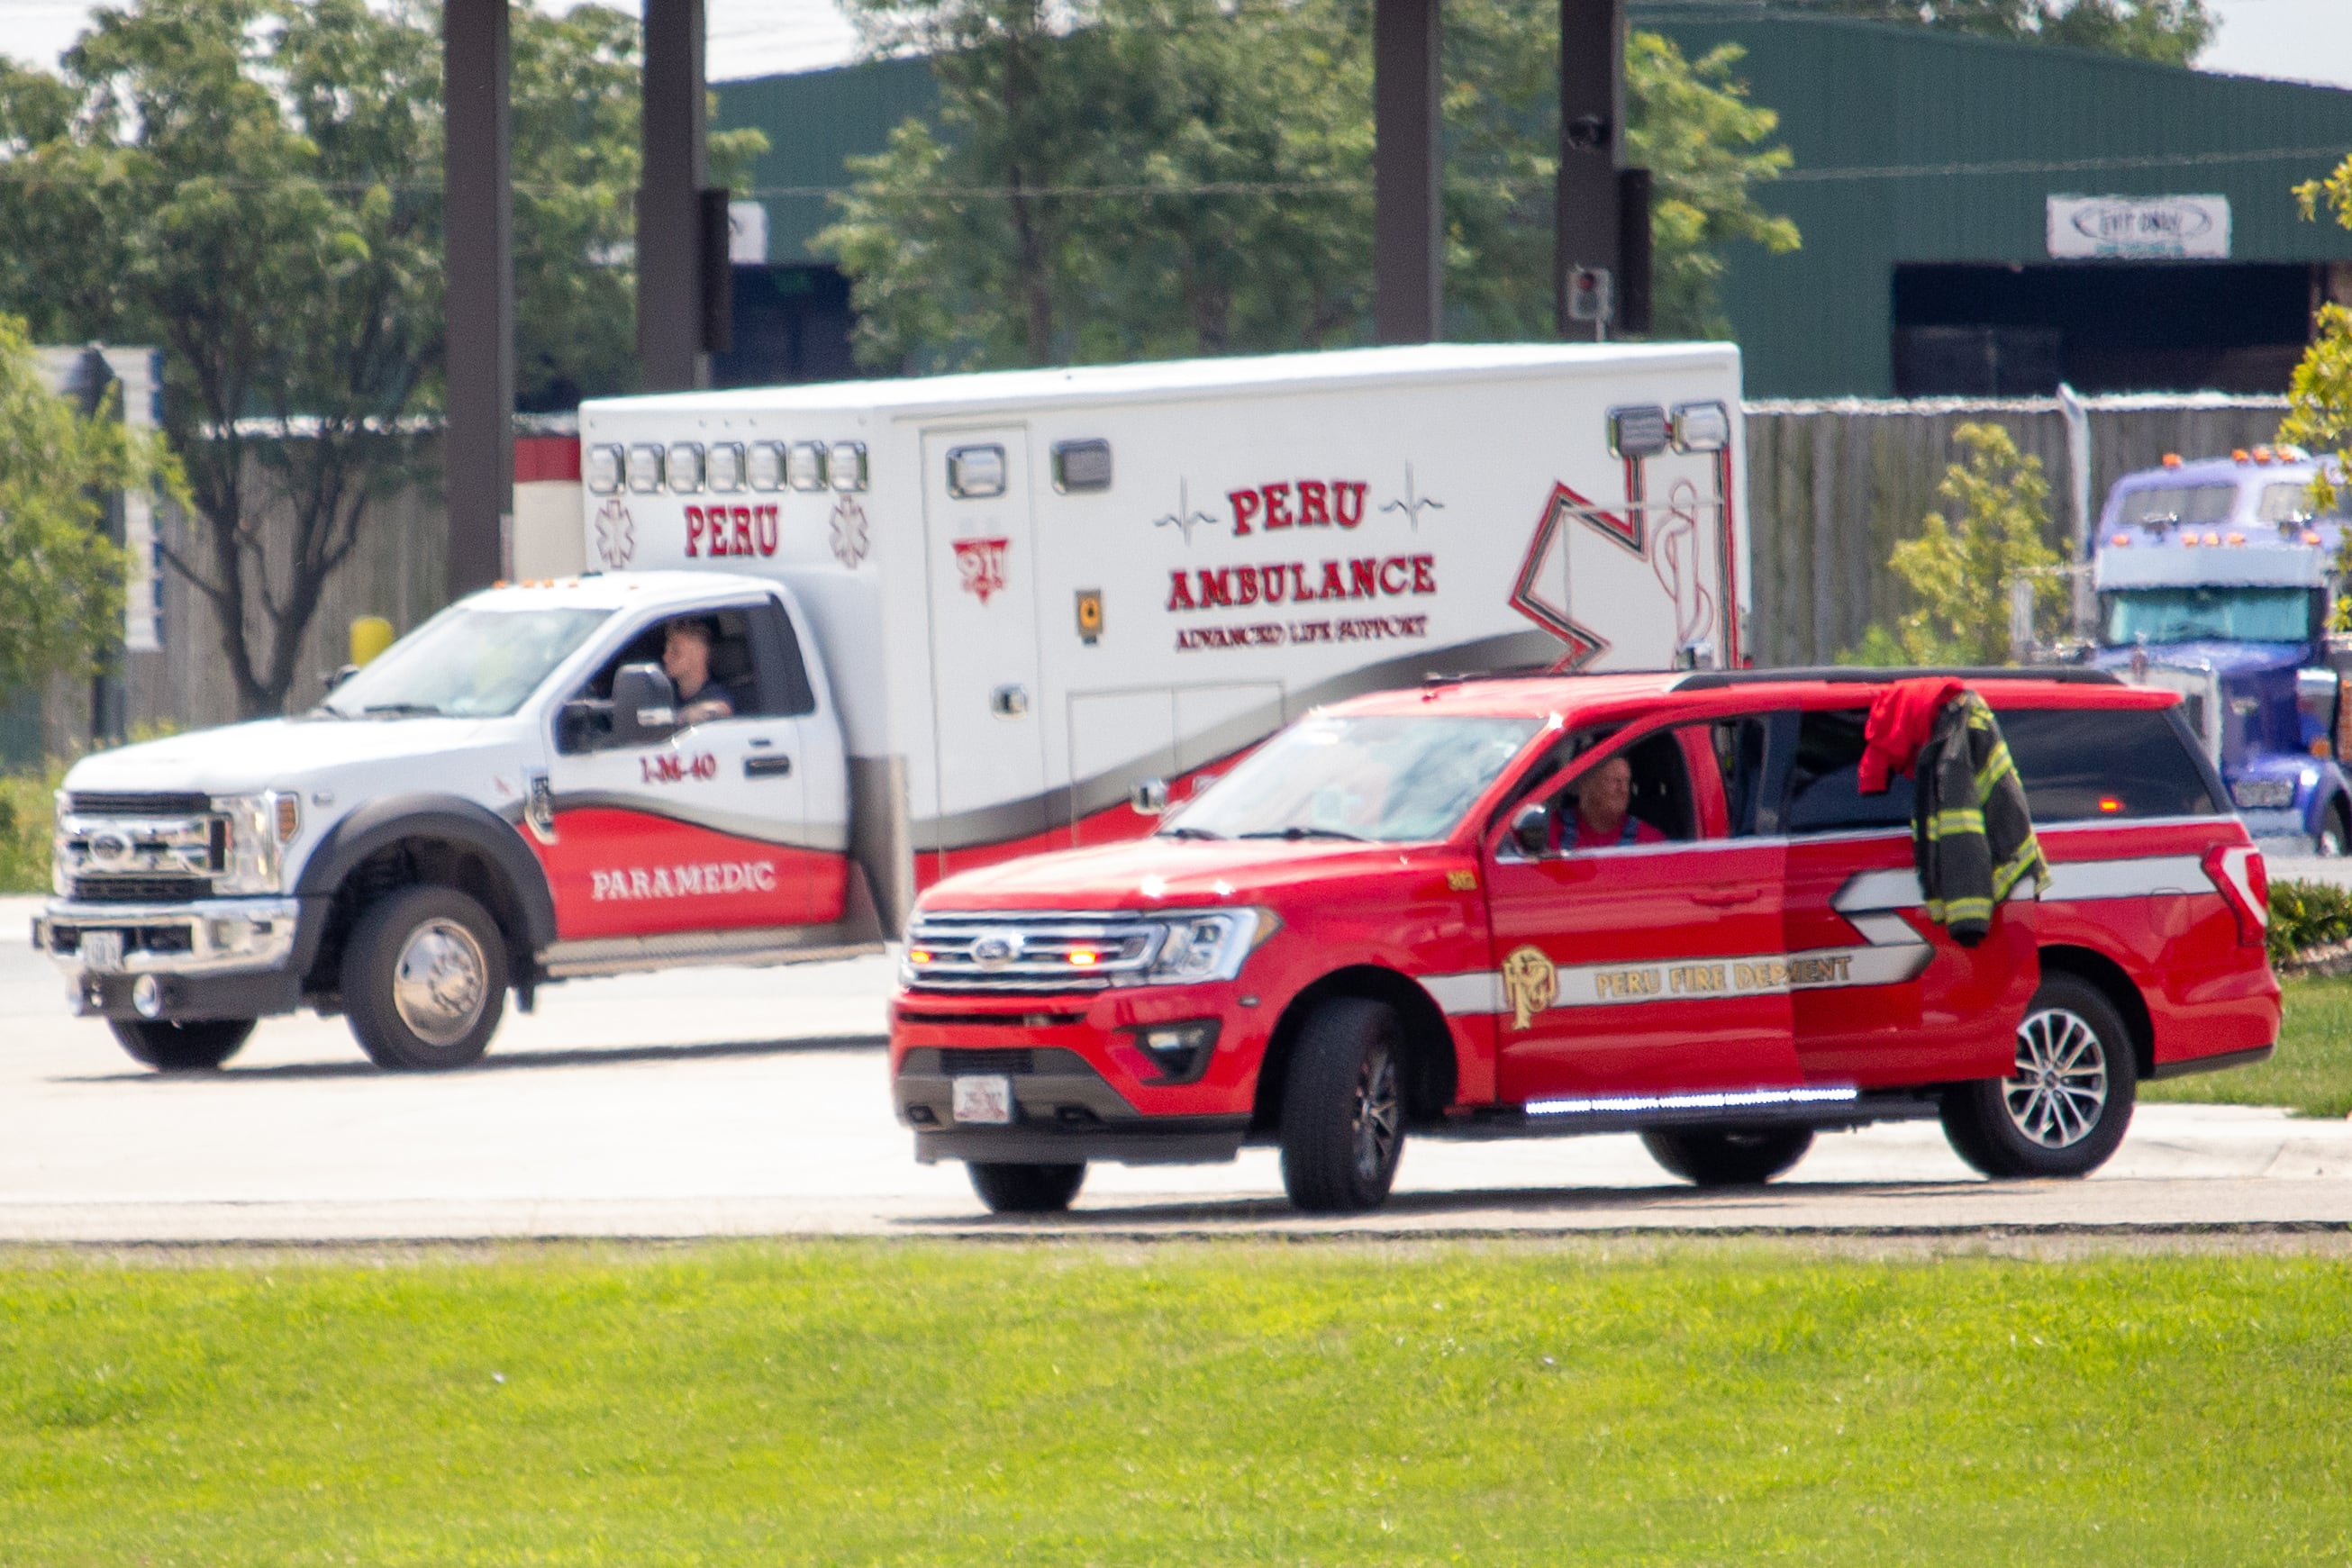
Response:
[1913, 690, 2048, 947]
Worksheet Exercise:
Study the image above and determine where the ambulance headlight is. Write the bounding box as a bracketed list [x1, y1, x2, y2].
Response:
[1143, 909, 1277, 984]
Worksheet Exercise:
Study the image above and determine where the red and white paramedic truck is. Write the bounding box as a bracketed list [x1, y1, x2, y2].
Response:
[36, 342, 1750, 1070]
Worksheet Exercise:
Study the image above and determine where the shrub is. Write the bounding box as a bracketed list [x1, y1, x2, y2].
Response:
[0, 763, 63, 893]
[2267, 877, 2352, 966]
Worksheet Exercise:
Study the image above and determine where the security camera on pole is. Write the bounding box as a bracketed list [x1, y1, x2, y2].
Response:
[1556, 0, 1651, 342]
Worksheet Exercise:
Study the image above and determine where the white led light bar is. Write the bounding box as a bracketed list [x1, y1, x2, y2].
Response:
[1524, 1085, 1860, 1118]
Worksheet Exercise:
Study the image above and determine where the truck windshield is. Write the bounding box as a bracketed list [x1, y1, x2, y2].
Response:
[1164, 714, 1542, 844]
[2113, 484, 2238, 529]
[319, 607, 613, 719]
[2100, 587, 2313, 647]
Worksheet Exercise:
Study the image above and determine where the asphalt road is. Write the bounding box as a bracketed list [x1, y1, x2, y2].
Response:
[8, 894, 2352, 1242]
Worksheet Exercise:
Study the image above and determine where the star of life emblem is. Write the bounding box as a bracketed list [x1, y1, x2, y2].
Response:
[954, 536, 1011, 604]
[595, 498, 636, 568]
[830, 497, 870, 568]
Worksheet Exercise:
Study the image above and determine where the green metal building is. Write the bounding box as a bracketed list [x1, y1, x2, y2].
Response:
[713, 14, 2352, 398]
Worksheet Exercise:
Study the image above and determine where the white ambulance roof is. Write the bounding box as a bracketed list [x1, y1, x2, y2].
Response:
[582, 341, 1741, 421]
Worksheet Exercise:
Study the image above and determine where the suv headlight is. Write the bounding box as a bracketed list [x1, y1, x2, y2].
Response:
[213, 792, 298, 893]
[1143, 909, 1276, 985]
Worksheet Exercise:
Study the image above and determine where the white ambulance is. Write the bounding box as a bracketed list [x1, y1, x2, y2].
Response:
[37, 342, 1749, 1071]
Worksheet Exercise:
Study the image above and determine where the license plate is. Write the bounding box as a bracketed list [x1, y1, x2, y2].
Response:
[951, 1074, 1015, 1126]
[79, 930, 123, 974]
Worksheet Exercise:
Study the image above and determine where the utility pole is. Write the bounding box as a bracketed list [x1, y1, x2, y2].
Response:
[443, 0, 514, 598]
[1373, 0, 1441, 345]
[640, 0, 717, 391]
[1556, 0, 1625, 341]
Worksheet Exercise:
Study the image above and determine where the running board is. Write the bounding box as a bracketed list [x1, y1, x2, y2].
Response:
[1426, 1087, 1943, 1140]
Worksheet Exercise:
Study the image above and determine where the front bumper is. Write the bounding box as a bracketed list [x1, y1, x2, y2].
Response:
[895, 1045, 1249, 1165]
[33, 897, 309, 1021]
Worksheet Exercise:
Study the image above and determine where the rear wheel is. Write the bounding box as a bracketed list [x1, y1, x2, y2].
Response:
[1279, 998, 1407, 1214]
[1940, 973, 2136, 1179]
[967, 1162, 1086, 1213]
[1640, 1126, 1814, 1186]
[109, 1018, 254, 1072]
[341, 886, 508, 1071]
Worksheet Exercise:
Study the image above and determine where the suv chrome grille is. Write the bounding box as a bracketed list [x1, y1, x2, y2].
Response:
[906, 911, 1162, 992]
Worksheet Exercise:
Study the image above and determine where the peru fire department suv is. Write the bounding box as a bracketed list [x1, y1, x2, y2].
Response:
[35, 343, 1748, 1069]
[892, 669, 2279, 1213]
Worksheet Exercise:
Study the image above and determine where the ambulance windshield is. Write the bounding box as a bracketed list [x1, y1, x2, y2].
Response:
[319, 606, 613, 720]
[2099, 586, 2314, 647]
[1165, 714, 1542, 844]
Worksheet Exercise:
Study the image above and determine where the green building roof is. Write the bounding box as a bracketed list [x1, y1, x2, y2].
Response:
[714, 15, 2352, 396]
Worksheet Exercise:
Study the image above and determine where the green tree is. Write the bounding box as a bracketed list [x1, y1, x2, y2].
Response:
[819, 0, 1798, 368]
[0, 0, 760, 716]
[1848, 421, 2066, 666]
[1819, 1, 2215, 66]
[2284, 156, 2352, 522]
[0, 315, 182, 698]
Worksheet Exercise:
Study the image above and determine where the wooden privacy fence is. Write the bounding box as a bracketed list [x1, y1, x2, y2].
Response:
[5, 394, 2311, 758]
[1743, 394, 2294, 668]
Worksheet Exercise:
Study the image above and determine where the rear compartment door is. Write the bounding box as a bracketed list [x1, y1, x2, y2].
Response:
[921, 427, 1049, 858]
[1772, 707, 2037, 1087]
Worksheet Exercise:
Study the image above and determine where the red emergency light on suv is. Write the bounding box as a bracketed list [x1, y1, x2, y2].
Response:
[890, 669, 2279, 1214]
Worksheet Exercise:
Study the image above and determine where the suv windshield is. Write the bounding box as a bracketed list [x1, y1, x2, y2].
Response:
[2100, 586, 2314, 647]
[1165, 714, 1542, 844]
[321, 607, 613, 719]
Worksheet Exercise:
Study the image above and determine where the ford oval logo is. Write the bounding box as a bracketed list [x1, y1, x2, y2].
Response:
[969, 931, 1025, 970]
[88, 830, 133, 869]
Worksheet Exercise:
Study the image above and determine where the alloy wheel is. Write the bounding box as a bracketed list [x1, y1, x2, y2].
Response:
[1352, 1044, 1401, 1182]
[2002, 1007, 2110, 1150]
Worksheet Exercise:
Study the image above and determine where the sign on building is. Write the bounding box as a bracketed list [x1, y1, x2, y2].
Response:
[728, 200, 769, 266]
[2047, 195, 2230, 260]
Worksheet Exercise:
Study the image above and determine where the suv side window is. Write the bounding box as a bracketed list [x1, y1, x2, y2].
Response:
[1702, 714, 1774, 838]
[1781, 708, 1915, 835]
[1996, 705, 2221, 820]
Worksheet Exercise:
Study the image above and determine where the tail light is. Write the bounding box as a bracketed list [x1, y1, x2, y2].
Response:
[2202, 844, 2269, 949]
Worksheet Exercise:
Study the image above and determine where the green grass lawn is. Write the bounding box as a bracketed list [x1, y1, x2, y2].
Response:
[2143, 973, 2352, 1117]
[8, 1238, 2352, 1564]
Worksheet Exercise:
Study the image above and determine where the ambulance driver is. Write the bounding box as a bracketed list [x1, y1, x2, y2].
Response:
[1552, 753, 1666, 851]
[662, 616, 737, 725]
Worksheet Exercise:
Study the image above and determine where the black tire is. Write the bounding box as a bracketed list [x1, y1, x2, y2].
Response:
[967, 1161, 1087, 1214]
[2320, 800, 2350, 858]
[1940, 973, 2137, 1179]
[1279, 997, 1408, 1214]
[1640, 1126, 1815, 1186]
[109, 1017, 254, 1071]
[341, 885, 508, 1071]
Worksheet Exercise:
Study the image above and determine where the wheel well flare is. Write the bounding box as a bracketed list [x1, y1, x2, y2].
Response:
[1251, 966, 1460, 1134]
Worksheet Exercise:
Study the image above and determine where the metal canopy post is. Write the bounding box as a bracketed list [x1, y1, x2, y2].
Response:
[443, 0, 514, 598]
[1373, 0, 1441, 345]
[640, 0, 710, 391]
[1555, 0, 1624, 340]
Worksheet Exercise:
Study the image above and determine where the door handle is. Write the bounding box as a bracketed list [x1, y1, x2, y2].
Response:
[1692, 889, 1761, 908]
[744, 755, 794, 779]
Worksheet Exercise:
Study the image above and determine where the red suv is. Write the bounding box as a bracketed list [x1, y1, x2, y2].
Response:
[891, 669, 2279, 1213]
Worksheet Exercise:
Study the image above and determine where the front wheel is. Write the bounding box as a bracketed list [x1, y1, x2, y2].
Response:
[1641, 1126, 1814, 1186]
[341, 886, 508, 1071]
[1279, 998, 1407, 1214]
[110, 1017, 254, 1071]
[967, 1162, 1086, 1214]
[1941, 974, 2136, 1179]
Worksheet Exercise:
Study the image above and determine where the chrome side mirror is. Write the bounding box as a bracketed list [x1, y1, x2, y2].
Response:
[1131, 777, 1170, 815]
